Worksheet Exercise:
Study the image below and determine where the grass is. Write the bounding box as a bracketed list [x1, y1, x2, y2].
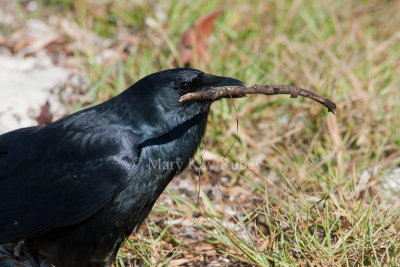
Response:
[2, 0, 400, 265]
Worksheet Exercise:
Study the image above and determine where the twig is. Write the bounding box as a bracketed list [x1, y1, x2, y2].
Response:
[179, 85, 336, 114]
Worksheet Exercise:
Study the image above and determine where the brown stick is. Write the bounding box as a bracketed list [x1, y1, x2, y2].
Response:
[179, 84, 336, 114]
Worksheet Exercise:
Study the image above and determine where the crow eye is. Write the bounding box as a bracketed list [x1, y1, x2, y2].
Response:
[178, 81, 190, 92]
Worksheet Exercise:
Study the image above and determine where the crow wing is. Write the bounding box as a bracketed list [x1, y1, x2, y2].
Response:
[0, 111, 141, 243]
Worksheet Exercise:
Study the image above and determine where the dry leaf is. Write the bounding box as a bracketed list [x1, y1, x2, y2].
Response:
[36, 101, 53, 125]
[178, 10, 222, 66]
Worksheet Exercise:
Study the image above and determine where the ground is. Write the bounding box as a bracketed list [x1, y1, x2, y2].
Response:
[0, 0, 399, 266]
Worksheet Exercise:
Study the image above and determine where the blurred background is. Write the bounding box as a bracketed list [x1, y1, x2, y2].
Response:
[0, 0, 399, 266]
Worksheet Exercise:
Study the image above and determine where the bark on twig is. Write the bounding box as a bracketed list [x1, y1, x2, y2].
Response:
[179, 85, 336, 114]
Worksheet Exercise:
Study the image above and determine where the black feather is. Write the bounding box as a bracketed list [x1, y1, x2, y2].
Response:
[0, 68, 244, 266]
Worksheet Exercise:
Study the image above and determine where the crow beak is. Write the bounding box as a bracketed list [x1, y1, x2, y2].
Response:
[200, 73, 246, 89]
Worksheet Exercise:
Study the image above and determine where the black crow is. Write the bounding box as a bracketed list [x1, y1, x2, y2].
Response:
[0, 68, 244, 266]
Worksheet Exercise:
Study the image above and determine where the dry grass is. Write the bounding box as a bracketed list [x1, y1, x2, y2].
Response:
[1, 0, 400, 266]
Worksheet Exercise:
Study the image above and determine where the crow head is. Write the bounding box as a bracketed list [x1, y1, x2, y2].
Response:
[115, 68, 245, 139]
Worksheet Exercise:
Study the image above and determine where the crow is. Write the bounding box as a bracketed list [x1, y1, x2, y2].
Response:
[0, 68, 244, 266]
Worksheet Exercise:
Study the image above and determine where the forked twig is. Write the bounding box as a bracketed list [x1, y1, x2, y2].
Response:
[179, 85, 336, 114]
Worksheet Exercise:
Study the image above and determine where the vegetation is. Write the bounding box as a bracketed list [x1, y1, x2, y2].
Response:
[2, 0, 400, 265]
